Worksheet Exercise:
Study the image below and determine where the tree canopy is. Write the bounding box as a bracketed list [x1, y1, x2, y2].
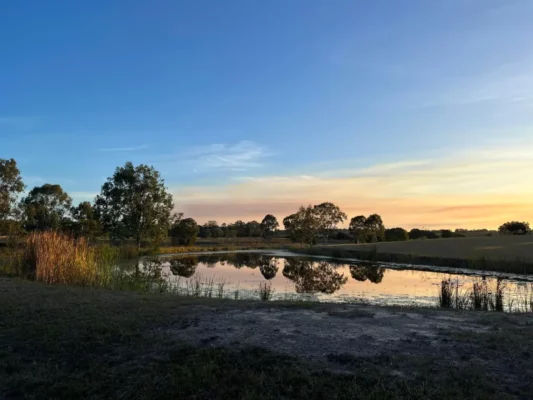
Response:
[313, 202, 347, 243]
[260, 214, 279, 237]
[499, 221, 530, 235]
[70, 201, 101, 238]
[21, 184, 72, 231]
[384, 227, 409, 242]
[169, 217, 199, 245]
[94, 162, 175, 248]
[0, 158, 25, 221]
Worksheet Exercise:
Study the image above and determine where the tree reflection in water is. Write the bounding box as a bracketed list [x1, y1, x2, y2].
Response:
[259, 257, 279, 280]
[349, 264, 385, 284]
[283, 259, 347, 294]
[168, 256, 198, 278]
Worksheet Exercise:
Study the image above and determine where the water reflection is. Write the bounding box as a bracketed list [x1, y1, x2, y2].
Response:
[349, 264, 385, 284]
[169, 257, 198, 278]
[283, 258, 348, 294]
[127, 252, 533, 312]
[259, 259, 279, 280]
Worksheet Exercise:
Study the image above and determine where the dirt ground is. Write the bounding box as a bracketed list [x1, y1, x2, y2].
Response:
[170, 302, 533, 378]
[2, 278, 533, 399]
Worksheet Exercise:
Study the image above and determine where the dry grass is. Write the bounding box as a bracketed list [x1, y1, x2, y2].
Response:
[20, 232, 113, 286]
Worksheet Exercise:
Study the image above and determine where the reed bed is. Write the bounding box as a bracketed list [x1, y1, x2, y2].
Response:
[20, 232, 113, 287]
[438, 277, 506, 311]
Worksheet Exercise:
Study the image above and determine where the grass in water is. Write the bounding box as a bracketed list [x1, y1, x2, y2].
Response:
[438, 277, 505, 311]
[259, 281, 274, 301]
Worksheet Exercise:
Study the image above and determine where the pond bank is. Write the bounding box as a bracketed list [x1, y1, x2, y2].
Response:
[290, 245, 533, 275]
[1, 277, 532, 399]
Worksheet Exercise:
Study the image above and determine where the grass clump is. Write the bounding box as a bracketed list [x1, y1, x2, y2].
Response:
[258, 281, 274, 301]
[19, 232, 113, 287]
[438, 277, 506, 311]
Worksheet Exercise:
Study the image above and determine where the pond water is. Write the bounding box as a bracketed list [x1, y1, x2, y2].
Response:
[125, 251, 533, 312]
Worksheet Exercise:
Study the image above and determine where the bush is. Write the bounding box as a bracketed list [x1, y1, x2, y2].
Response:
[385, 228, 408, 242]
[333, 231, 352, 240]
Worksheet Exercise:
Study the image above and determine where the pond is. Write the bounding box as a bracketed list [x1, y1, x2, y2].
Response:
[123, 251, 533, 312]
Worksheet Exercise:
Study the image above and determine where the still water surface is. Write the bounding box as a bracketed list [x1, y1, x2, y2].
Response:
[126, 251, 533, 311]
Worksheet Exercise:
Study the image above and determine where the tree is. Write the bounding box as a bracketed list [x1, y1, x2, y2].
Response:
[313, 202, 347, 243]
[94, 162, 175, 248]
[365, 214, 385, 242]
[499, 221, 530, 235]
[384, 227, 409, 242]
[245, 221, 261, 237]
[21, 184, 72, 231]
[260, 214, 279, 237]
[440, 229, 453, 238]
[283, 206, 320, 246]
[169, 217, 199, 245]
[349, 215, 367, 243]
[233, 220, 247, 237]
[70, 201, 101, 238]
[0, 158, 25, 222]
[409, 228, 438, 240]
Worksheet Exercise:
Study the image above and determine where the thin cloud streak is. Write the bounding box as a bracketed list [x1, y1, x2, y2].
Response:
[173, 142, 533, 229]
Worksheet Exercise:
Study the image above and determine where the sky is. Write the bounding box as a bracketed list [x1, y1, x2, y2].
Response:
[1, 0, 533, 229]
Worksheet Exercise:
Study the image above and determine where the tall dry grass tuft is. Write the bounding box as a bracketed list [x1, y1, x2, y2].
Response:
[21, 232, 113, 286]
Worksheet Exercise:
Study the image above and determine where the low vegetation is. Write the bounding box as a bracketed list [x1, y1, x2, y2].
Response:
[1, 278, 532, 399]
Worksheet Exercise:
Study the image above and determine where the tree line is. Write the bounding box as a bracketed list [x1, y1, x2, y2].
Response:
[1, 157, 529, 248]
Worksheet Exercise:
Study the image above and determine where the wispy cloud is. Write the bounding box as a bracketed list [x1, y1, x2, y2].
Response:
[98, 145, 148, 152]
[172, 141, 533, 229]
[185, 140, 270, 171]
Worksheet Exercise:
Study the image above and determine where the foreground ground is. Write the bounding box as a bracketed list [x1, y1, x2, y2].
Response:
[1, 278, 533, 399]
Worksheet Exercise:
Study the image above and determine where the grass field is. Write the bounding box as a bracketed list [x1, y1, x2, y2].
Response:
[1, 277, 532, 399]
[327, 235, 533, 261]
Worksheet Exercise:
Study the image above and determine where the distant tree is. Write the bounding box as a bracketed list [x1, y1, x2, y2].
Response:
[94, 162, 175, 249]
[260, 214, 279, 237]
[233, 220, 247, 237]
[384, 227, 409, 242]
[169, 217, 199, 245]
[313, 202, 347, 243]
[283, 206, 320, 246]
[440, 229, 453, 238]
[409, 228, 438, 240]
[0, 158, 25, 222]
[365, 214, 385, 242]
[499, 221, 530, 235]
[246, 220, 261, 237]
[21, 184, 72, 231]
[70, 201, 101, 238]
[349, 216, 367, 243]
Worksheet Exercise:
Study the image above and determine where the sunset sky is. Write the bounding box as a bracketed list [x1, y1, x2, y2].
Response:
[2, 1, 533, 229]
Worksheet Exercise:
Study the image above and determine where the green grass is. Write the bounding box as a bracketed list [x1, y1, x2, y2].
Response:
[1, 278, 531, 399]
[295, 244, 533, 274]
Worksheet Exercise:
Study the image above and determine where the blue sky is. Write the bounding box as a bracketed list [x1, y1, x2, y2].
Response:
[2, 1, 533, 227]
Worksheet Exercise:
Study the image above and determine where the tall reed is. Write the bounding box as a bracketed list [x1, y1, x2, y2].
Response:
[258, 281, 274, 301]
[20, 232, 113, 287]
